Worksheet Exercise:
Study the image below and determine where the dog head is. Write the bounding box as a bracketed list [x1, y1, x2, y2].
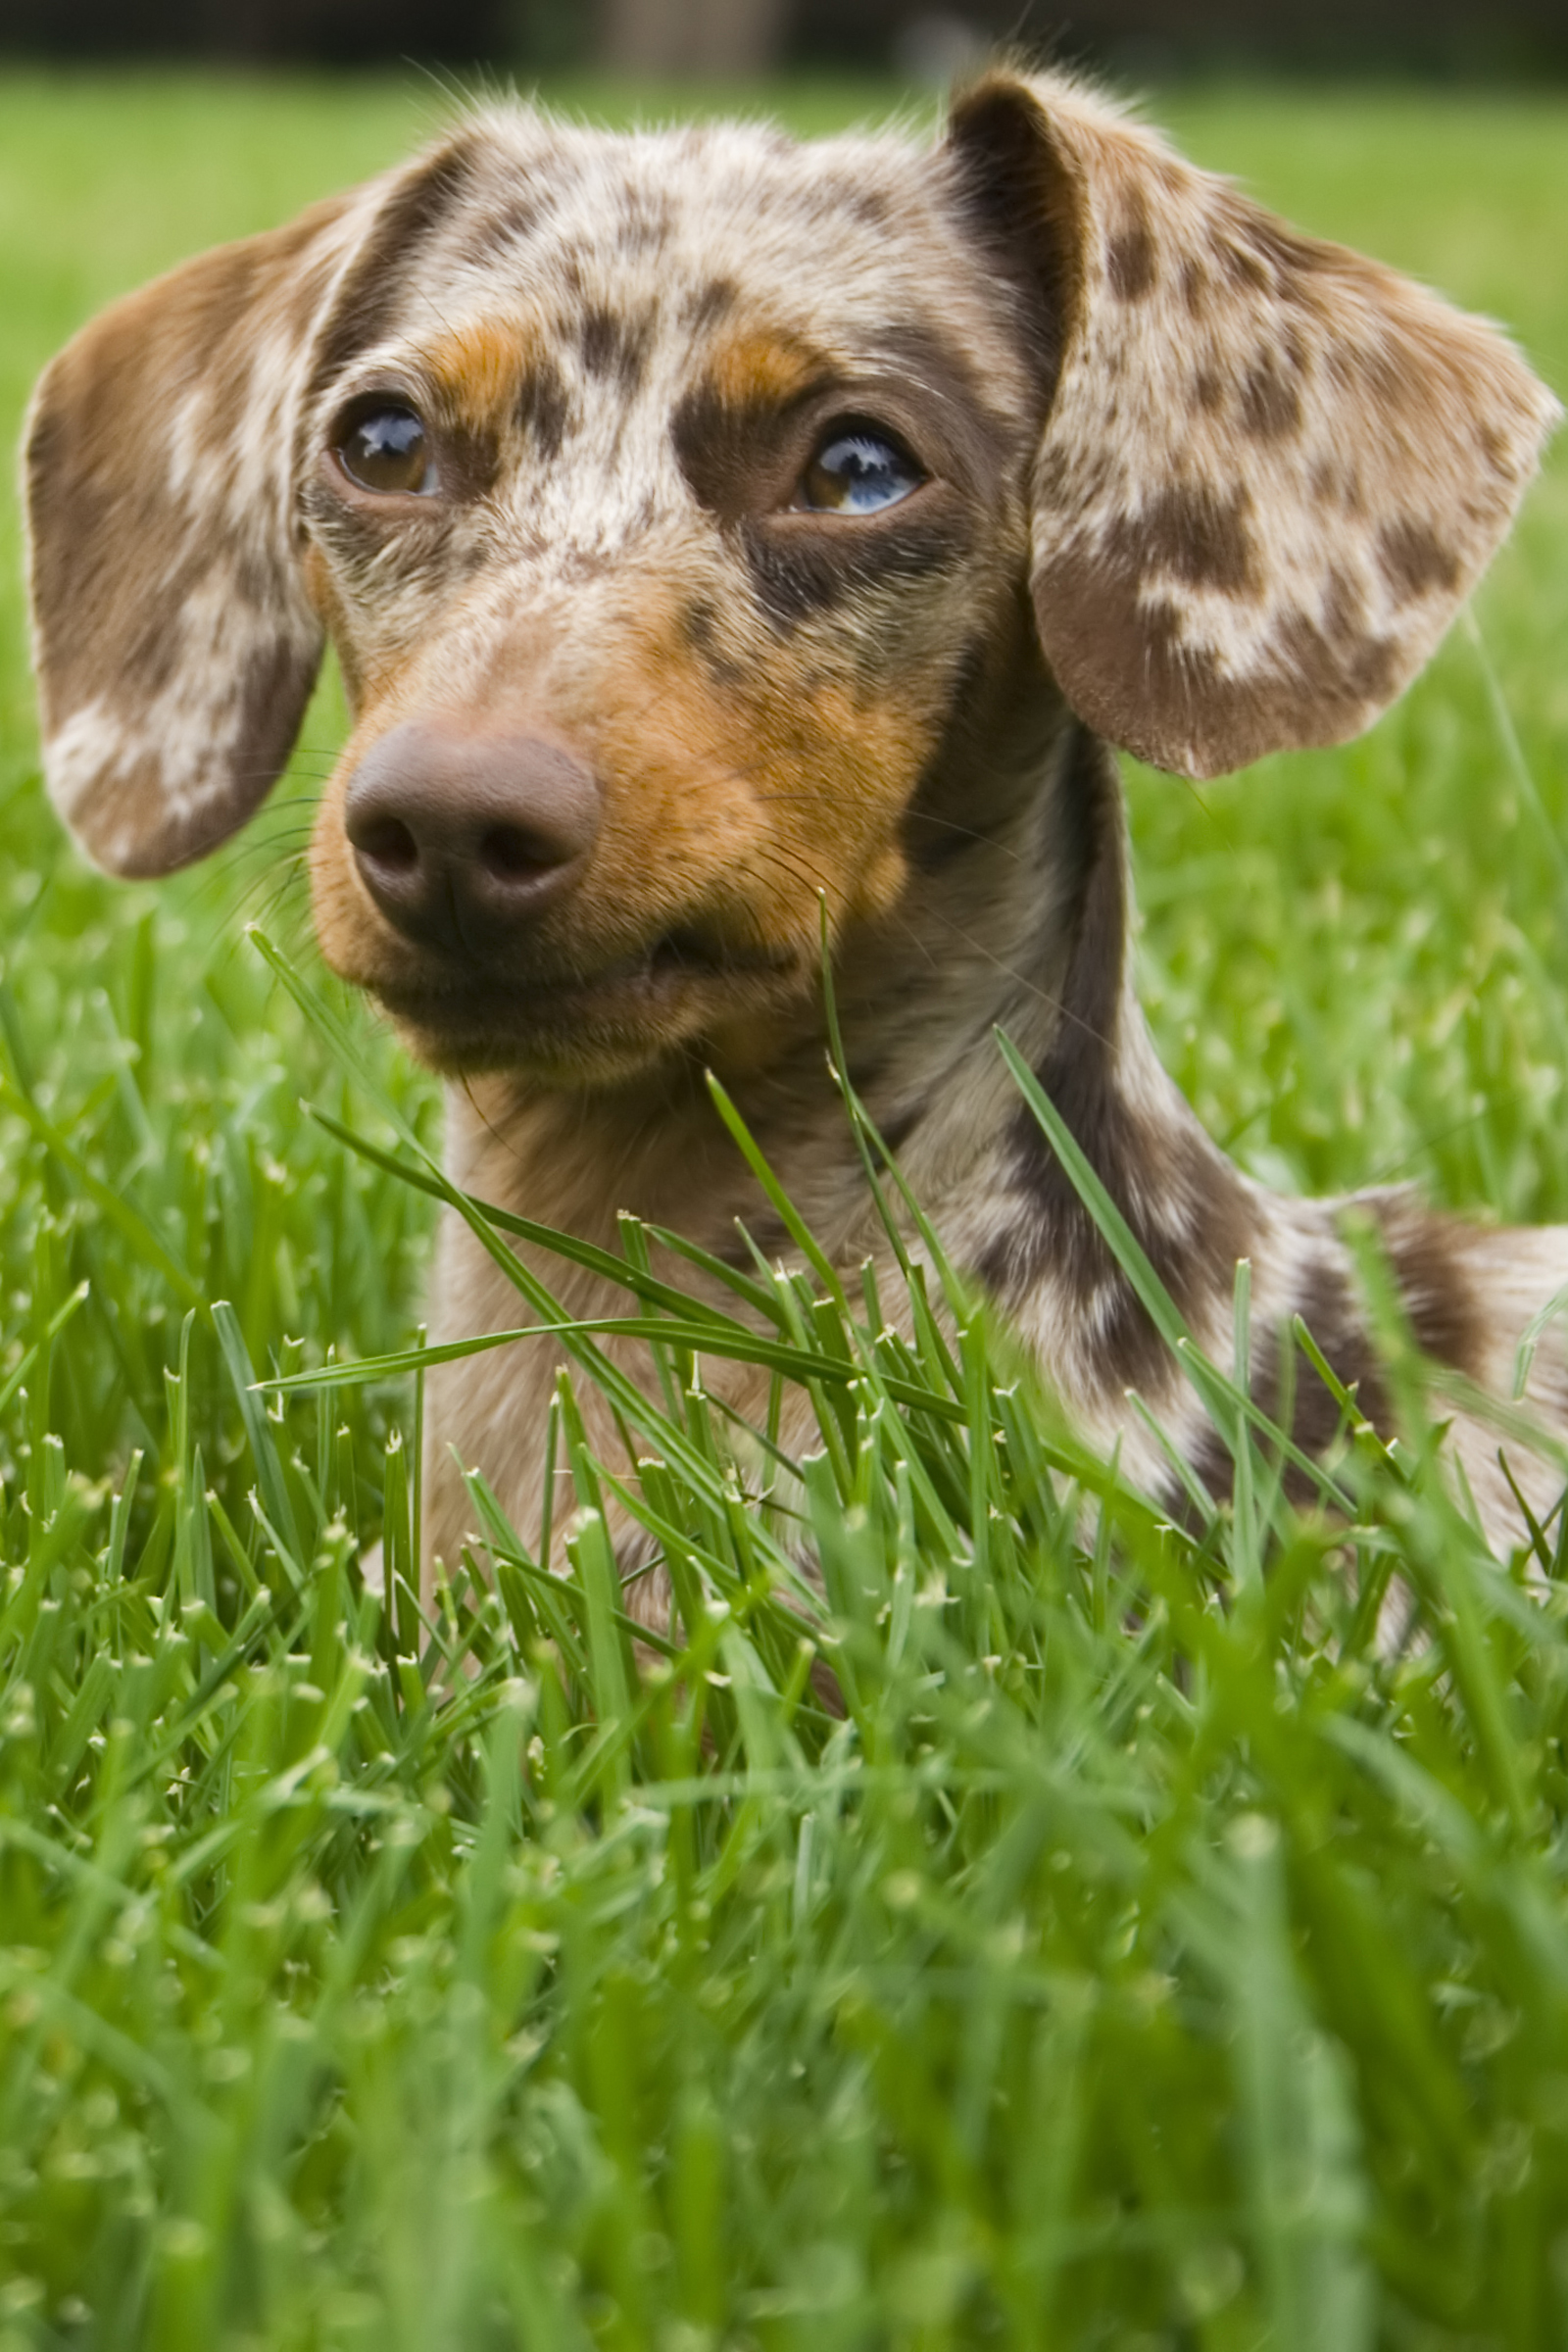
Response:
[26, 74, 1557, 1084]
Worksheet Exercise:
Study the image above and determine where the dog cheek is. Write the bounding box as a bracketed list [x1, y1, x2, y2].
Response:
[681, 662, 925, 947]
[300, 543, 366, 708]
[778, 680, 929, 928]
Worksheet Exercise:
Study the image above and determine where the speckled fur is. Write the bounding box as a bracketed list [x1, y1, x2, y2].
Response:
[24, 72, 1568, 1605]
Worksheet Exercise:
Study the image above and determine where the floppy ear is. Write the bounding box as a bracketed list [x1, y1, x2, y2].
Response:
[24, 143, 469, 878]
[947, 73, 1560, 779]
[25, 199, 360, 876]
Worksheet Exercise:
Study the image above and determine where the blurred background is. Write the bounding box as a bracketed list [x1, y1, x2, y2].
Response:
[1, 0, 1565, 81]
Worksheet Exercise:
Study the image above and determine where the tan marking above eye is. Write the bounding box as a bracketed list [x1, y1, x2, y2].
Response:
[705, 328, 819, 410]
[335, 403, 435, 496]
[424, 320, 528, 430]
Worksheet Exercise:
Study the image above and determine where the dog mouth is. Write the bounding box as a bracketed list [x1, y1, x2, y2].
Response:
[366, 925, 803, 1069]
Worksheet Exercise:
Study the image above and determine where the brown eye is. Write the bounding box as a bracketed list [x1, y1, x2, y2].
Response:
[796, 422, 924, 515]
[335, 404, 434, 496]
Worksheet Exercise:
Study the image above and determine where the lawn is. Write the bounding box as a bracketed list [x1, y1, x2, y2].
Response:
[2, 69, 1568, 2350]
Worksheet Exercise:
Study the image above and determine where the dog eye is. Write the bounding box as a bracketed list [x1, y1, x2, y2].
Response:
[797, 424, 924, 515]
[335, 404, 435, 496]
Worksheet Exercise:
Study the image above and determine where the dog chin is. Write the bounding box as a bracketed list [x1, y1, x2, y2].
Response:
[371, 957, 806, 1085]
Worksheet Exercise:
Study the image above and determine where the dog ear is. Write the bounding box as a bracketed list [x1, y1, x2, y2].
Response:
[946, 73, 1560, 779]
[24, 139, 474, 877]
[25, 198, 355, 876]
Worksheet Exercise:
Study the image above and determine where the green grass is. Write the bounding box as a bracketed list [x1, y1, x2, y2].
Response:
[3, 71, 1568, 2350]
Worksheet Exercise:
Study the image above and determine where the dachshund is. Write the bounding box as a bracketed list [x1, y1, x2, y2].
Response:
[24, 71, 1566, 1606]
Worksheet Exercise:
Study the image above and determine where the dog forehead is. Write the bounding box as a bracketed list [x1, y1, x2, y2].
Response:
[381, 109, 1004, 370]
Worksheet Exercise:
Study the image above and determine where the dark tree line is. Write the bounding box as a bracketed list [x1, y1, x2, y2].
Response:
[1, 0, 1564, 74]
[799, 0, 1568, 74]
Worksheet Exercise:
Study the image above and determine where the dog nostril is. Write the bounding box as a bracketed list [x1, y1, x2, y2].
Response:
[478, 822, 550, 882]
[353, 814, 419, 873]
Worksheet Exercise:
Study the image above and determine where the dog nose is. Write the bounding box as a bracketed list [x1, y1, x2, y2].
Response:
[343, 722, 600, 957]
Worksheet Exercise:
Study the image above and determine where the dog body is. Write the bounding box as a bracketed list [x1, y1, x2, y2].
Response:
[24, 77, 1567, 1589]
[429, 745, 1568, 1590]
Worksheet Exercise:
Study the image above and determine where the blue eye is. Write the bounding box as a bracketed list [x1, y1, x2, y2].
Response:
[798, 425, 924, 515]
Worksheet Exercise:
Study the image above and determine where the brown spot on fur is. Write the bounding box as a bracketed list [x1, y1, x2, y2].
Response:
[1366, 1199, 1485, 1378]
[1329, 335, 1408, 411]
[1180, 260, 1210, 317]
[578, 303, 653, 390]
[1240, 352, 1303, 441]
[1218, 237, 1272, 294]
[1033, 448, 1070, 511]
[846, 181, 896, 231]
[681, 596, 746, 690]
[461, 190, 548, 264]
[1179, 1422, 1237, 1513]
[1310, 459, 1367, 515]
[613, 187, 673, 258]
[1120, 484, 1259, 597]
[1106, 206, 1157, 302]
[518, 359, 572, 458]
[687, 278, 738, 330]
[1192, 1256, 1394, 1511]
[1284, 1255, 1393, 1462]
[1322, 566, 1368, 650]
[1377, 517, 1461, 605]
[1215, 203, 1338, 303]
